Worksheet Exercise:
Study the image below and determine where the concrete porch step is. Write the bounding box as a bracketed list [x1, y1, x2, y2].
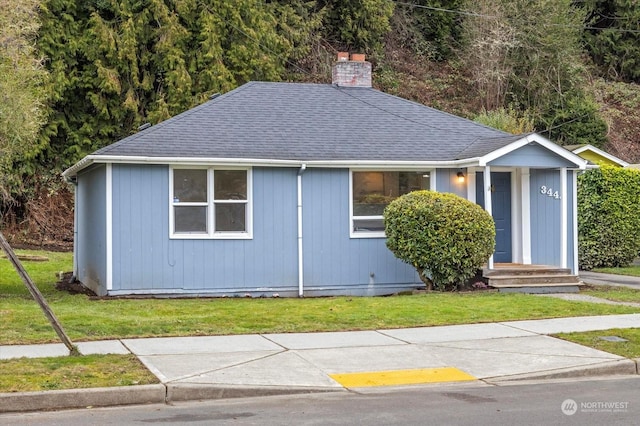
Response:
[490, 283, 583, 294]
[487, 274, 581, 286]
[483, 265, 572, 277]
[483, 264, 582, 293]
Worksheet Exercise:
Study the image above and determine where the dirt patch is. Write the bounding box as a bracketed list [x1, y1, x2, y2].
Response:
[55, 272, 96, 296]
[0, 253, 49, 262]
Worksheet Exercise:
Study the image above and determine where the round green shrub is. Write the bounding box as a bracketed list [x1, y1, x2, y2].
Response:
[578, 165, 640, 270]
[384, 190, 495, 291]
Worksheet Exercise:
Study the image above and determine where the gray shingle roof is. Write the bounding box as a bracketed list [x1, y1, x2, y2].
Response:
[94, 81, 514, 162]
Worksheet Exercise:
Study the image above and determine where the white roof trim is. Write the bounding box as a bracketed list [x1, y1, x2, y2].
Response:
[306, 159, 480, 169]
[63, 155, 302, 177]
[62, 155, 482, 177]
[571, 144, 629, 167]
[62, 133, 587, 178]
[478, 133, 587, 169]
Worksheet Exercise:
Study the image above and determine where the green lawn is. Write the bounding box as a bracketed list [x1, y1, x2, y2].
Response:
[581, 285, 640, 303]
[592, 265, 640, 277]
[0, 355, 158, 392]
[556, 328, 640, 359]
[2, 250, 640, 393]
[2, 250, 640, 345]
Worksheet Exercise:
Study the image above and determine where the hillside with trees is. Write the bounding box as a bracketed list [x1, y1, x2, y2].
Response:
[1, 0, 639, 246]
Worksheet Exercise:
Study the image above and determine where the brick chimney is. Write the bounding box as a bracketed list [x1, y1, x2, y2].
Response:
[332, 52, 372, 88]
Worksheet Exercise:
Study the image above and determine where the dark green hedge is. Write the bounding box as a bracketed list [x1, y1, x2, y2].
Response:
[384, 190, 495, 291]
[578, 165, 640, 270]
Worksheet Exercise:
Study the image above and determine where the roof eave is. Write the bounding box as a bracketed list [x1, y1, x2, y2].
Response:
[62, 155, 483, 177]
[571, 144, 629, 167]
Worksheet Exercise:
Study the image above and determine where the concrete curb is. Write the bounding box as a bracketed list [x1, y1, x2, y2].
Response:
[166, 383, 344, 402]
[484, 359, 637, 383]
[0, 384, 166, 414]
[1, 356, 639, 413]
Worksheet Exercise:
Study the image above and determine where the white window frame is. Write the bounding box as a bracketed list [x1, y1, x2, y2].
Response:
[349, 169, 433, 239]
[169, 166, 253, 239]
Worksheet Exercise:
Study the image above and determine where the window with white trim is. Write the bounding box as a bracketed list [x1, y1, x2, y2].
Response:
[170, 167, 252, 238]
[351, 170, 430, 237]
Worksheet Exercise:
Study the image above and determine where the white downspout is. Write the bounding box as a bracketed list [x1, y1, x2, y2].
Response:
[106, 164, 113, 292]
[297, 164, 307, 297]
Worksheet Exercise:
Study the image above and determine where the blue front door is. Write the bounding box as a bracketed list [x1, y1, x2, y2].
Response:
[476, 172, 512, 263]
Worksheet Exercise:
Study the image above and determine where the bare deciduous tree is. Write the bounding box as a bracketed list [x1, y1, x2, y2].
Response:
[462, 0, 518, 110]
[0, 0, 48, 204]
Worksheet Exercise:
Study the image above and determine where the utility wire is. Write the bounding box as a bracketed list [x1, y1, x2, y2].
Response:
[393, 0, 640, 34]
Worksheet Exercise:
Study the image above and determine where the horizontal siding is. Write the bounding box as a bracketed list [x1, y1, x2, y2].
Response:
[76, 164, 107, 295]
[302, 169, 419, 289]
[111, 165, 298, 292]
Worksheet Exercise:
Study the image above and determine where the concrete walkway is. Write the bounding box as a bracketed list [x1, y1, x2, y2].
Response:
[580, 270, 640, 289]
[2, 313, 640, 413]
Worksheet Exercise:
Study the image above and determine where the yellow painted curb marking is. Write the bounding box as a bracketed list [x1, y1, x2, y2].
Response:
[329, 367, 477, 388]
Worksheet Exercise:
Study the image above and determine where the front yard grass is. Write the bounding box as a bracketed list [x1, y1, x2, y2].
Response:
[556, 328, 640, 359]
[2, 250, 640, 345]
[0, 354, 158, 392]
[2, 250, 640, 393]
[592, 265, 640, 277]
[580, 285, 640, 303]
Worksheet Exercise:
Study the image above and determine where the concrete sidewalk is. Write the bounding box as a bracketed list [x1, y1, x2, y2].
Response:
[2, 314, 640, 413]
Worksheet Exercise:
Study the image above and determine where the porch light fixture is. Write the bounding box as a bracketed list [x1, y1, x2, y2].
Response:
[457, 171, 465, 183]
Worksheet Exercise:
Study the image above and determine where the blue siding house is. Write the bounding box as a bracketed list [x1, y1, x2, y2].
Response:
[63, 53, 587, 297]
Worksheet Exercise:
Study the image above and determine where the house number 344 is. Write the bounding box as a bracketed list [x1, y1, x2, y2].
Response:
[540, 185, 561, 199]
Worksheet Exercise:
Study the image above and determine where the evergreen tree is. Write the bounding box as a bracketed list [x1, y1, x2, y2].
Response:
[318, 0, 395, 55]
[37, 0, 310, 170]
[582, 0, 640, 83]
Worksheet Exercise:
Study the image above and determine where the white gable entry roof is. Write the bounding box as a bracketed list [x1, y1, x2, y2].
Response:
[479, 133, 587, 169]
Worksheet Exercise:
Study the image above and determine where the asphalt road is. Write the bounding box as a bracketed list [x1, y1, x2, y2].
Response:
[3, 376, 639, 425]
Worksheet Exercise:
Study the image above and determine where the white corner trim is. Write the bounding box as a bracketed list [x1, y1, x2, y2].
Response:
[560, 168, 568, 268]
[572, 170, 579, 274]
[521, 168, 532, 264]
[106, 163, 113, 291]
[511, 170, 521, 264]
[168, 166, 174, 239]
[466, 168, 475, 202]
[297, 164, 306, 297]
[72, 182, 78, 279]
[484, 166, 494, 269]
